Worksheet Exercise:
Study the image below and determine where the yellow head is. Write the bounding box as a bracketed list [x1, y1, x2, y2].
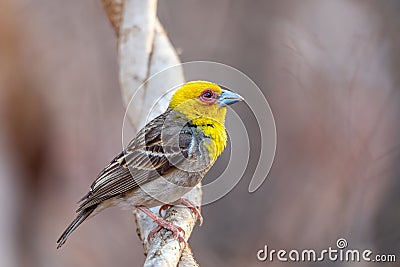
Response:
[169, 80, 243, 160]
[169, 81, 243, 124]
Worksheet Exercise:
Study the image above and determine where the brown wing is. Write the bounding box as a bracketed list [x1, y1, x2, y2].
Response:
[77, 110, 193, 212]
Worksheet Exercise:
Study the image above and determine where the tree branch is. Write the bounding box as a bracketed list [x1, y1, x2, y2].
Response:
[101, 0, 124, 37]
[101, 0, 201, 265]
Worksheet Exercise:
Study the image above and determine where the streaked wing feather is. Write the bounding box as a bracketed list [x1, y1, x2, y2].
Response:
[77, 111, 192, 211]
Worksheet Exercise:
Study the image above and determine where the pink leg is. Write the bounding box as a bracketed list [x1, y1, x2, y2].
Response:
[158, 198, 203, 226]
[136, 206, 186, 246]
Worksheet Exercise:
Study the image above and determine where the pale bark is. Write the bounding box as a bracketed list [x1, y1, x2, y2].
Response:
[101, 0, 201, 266]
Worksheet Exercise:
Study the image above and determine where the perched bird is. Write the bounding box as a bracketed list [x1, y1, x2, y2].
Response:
[57, 80, 243, 248]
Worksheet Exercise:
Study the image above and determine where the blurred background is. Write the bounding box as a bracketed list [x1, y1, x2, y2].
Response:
[1, 0, 400, 266]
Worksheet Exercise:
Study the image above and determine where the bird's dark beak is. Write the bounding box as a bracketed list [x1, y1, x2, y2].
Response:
[218, 89, 244, 107]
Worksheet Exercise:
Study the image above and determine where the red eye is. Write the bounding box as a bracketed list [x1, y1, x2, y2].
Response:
[200, 89, 215, 103]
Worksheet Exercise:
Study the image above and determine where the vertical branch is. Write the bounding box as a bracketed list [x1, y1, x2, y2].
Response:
[101, 0, 124, 36]
[135, 186, 201, 267]
[101, 0, 201, 266]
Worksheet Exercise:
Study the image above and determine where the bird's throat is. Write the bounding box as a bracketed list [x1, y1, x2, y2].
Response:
[194, 118, 227, 161]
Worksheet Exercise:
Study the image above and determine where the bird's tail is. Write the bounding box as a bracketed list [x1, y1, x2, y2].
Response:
[56, 206, 96, 249]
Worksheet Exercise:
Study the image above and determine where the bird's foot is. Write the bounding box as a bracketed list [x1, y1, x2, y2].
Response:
[159, 198, 203, 226]
[147, 220, 186, 246]
[136, 206, 186, 246]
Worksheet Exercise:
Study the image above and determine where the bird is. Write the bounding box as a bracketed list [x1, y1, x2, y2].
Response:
[57, 80, 244, 249]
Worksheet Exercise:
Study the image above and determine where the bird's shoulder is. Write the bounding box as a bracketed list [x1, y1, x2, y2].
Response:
[77, 109, 207, 210]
